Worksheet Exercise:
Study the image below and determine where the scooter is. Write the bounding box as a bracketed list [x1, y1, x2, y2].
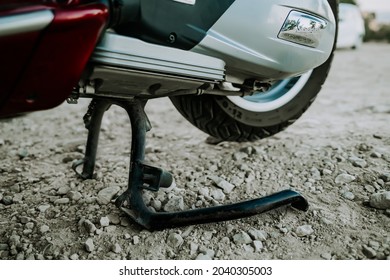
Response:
[0, 0, 338, 230]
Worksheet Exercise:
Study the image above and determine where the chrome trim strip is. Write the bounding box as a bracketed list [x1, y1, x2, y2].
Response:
[0, 10, 54, 37]
[92, 33, 225, 82]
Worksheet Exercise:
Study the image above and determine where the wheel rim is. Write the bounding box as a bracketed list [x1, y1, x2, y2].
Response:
[227, 70, 313, 112]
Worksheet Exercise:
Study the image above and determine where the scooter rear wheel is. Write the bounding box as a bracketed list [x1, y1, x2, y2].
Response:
[170, 0, 338, 142]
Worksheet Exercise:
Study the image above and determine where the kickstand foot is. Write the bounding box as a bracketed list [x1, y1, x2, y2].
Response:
[75, 98, 309, 230]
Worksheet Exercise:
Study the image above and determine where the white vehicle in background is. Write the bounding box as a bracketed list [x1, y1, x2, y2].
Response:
[337, 3, 366, 49]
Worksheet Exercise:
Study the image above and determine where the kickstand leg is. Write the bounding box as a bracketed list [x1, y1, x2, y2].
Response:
[74, 98, 309, 230]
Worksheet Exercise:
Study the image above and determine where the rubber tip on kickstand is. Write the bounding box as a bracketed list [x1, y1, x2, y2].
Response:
[160, 171, 173, 188]
[291, 197, 309, 211]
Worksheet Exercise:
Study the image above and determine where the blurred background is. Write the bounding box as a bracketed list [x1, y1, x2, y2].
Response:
[340, 0, 390, 46]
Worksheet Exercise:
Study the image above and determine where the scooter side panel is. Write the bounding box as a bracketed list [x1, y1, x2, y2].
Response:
[0, 3, 109, 117]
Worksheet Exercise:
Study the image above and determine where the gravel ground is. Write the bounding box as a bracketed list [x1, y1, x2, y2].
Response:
[0, 43, 390, 260]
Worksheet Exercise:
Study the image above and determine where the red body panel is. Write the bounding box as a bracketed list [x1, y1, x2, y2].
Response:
[0, 2, 109, 117]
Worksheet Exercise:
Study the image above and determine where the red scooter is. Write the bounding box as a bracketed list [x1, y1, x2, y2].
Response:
[0, 0, 338, 229]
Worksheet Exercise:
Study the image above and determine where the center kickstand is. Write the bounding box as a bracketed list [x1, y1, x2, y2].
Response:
[74, 98, 309, 231]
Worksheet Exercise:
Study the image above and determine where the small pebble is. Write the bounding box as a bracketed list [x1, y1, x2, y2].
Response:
[335, 174, 356, 184]
[57, 186, 70, 195]
[248, 229, 268, 241]
[54, 198, 70, 205]
[195, 253, 212, 260]
[25, 222, 34, 230]
[370, 152, 381, 158]
[369, 192, 390, 209]
[209, 175, 235, 194]
[133, 236, 140, 245]
[368, 241, 380, 251]
[364, 185, 376, 193]
[321, 252, 332, 260]
[107, 214, 121, 225]
[198, 187, 210, 197]
[2, 196, 13, 205]
[310, 167, 322, 180]
[18, 148, 28, 159]
[190, 242, 199, 255]
[124, 233, 131, 240]
[83, 219, 97, 233]
[85, 238, 95, 252]
[342, 191, 355, 200]
[104, 225, 117, 233]
[296, 225, 314, 237]
[240, 146, 254, 155]
[67, 191, 82, 201]
[19, 216, 29, 224]
[199, 248, 215, 258]
[111, 243, 122, 254]
[349, 157, 367, 168]
[97, 186, 121, 205]
[26, 254, 35, 260]
[99, 216, 110, 227]
[379, 173, 390, 182]
[120, 217, 131, 227]
[38, 205, 50, 213]
[167, 233, 184, 248]
[252, 240, 263, 252]
[233, 152, 248, 161]
[70, 254, 79, 260]
[233, 231, 252, 245]
[362, 245, 376, 259]
[210, 189, 225, 201]
[322, 169, 333, 175]
[16, 252, 25, 260]
[10, 184, 20, 193]
[40, 225, 50, 234]
[151, 199, 162, 211]
[164, 195, 185, 212]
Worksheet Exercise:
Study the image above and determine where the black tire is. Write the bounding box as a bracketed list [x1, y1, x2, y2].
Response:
[170, 0, 338, 142]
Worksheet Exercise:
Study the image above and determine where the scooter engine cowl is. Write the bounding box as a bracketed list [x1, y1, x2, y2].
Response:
[190, 0, 336, 83]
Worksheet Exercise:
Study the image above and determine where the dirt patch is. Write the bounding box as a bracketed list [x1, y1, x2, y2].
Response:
[0, 43, 389, 260]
